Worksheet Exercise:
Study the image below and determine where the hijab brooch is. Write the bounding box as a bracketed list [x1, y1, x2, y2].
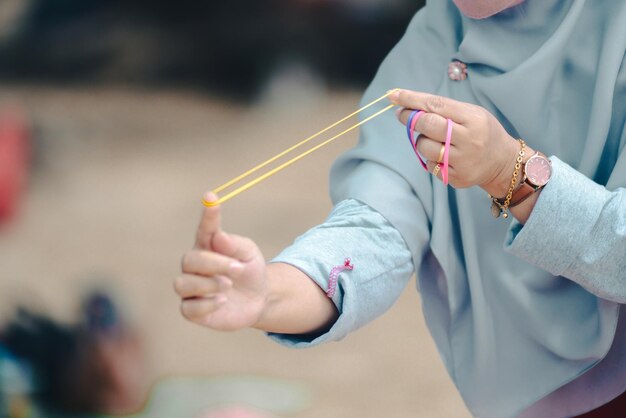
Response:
[448, 60, 468, 81]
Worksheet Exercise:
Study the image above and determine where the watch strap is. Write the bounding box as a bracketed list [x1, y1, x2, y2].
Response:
[508, 182, 538, 208]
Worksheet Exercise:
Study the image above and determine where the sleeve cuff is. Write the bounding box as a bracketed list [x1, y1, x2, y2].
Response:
[504, 156, 609, 276]
[266, 199, 414, 348]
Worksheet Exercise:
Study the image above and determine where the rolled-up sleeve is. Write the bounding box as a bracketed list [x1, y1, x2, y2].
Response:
[504, 156, 626, 303]
[268, 199, 414, 348]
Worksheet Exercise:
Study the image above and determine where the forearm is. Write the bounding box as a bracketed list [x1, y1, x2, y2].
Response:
[262, 199, 417, 347]
[253, 262, 338, 335]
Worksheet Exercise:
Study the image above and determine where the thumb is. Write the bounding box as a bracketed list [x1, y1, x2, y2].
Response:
[212, 231, 258, 263]
[194, 192, 221, 250]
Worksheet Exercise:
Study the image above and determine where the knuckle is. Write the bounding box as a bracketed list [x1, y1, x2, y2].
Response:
[241, 236, 256, 251]
[180, 302, 192, 319]
[181, 252, 193, 272]
[399, 89, 411, 104]
[173, 276, 186, 295]
[426, 95, 446, 112]
[474, 108, 490, 125]
[475, 138, 489, 155]
[452, 178, 466, 189]
[398, 108, 411, 124]
[416, 135, 428, 154]
[181, 301, 204, 319]
[194, 251, 226, 275]
[421, 113, 438, 132]
[465, 173, 479, 187]
[180, 254, 187, 270]
[472, 136, 485, 150]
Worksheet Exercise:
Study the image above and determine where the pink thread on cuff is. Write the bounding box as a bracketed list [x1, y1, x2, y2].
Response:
[326, 258, 354, 298]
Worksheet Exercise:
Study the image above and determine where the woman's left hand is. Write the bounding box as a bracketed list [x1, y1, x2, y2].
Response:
[389, 89, 527, 198]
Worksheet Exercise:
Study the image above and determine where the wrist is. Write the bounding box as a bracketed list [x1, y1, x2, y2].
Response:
[509, 187, 542, 225]
[482, 139, 535, 198]
[252, 263, 338, 335]
[507, 150, 552, 223]
[250, 264, 278, 332]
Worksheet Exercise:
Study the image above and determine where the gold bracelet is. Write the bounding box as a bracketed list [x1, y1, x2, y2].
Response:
[489, 139, 526, 219]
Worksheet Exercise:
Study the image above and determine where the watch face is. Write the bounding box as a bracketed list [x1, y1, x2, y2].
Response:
[525, 154, 552, 187]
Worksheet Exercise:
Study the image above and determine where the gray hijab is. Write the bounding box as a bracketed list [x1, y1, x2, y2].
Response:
[330, 0, 625, 416]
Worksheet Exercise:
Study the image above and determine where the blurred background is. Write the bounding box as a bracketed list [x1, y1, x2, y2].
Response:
[0, 0, 472, 417]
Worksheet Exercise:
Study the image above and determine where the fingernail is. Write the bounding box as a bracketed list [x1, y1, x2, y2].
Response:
[387, 89, 400, 103]
[203, 192, 219, 205]
[229, 261, 245, 276]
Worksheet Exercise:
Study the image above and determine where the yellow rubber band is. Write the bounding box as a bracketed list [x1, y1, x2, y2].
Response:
[202, 89, 399, 207]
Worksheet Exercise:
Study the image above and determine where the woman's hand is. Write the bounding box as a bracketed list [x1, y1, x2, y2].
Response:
[175, 193, 269, 331]
[389, 89, 529, 198]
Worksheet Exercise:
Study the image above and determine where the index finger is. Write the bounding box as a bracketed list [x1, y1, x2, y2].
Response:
[195, 192, 221, 250]
[390, 89, 472, 124]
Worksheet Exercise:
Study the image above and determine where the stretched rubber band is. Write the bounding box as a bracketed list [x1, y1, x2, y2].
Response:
[407, 110, 428, 170]
[406, 110, 453, 186]
[203, 89, 399, 207]
[442, 118, 453, 185]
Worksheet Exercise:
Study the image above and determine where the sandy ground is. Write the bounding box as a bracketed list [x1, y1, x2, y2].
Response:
[0, 85, 471, 418]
